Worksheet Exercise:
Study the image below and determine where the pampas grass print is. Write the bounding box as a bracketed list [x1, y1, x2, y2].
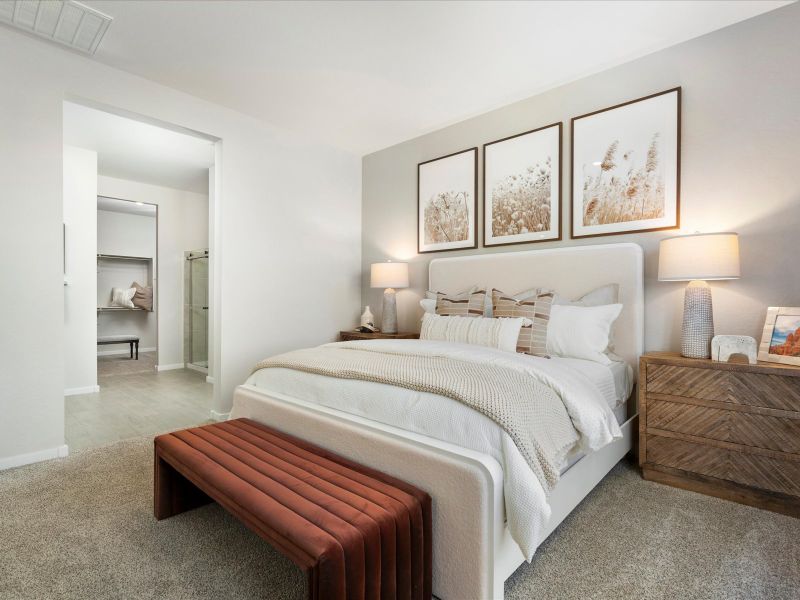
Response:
[582, 133, 665, 226]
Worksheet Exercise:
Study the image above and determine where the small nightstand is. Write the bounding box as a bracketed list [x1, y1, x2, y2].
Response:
[339, 330, 420, 342]
[639, 351, 800, 517]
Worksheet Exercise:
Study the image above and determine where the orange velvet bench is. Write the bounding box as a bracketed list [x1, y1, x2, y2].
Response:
[154, 418, 432, 600]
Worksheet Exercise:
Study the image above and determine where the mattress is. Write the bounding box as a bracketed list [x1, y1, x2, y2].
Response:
[238, 339, 628, 560]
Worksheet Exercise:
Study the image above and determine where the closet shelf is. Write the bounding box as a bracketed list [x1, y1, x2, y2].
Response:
[97, 306, 150, 312]
[97, 254, 152, 261]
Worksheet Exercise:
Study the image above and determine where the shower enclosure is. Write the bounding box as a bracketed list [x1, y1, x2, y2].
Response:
[184, 249, 209, 372]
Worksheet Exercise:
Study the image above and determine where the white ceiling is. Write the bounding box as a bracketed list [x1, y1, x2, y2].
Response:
[77, 1, 789, 155]
[63, 101, 215, 193]
[97, 195, 156, 217]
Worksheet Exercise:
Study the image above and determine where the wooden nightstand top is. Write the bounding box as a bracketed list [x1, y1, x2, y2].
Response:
[641, 351, 800, 377]
[339, 330, 419, 341]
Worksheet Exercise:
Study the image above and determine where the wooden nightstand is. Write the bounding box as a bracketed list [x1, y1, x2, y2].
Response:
[639, 352, 800, 517]
[339, 330, 420, 342]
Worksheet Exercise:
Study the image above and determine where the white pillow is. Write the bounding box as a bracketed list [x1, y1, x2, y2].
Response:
[421, 313, 524, 353]
[111, 287, 136, 309]
[420, 298, 436, 314]
[553, 283, 619, 306]
[546, 304, 622, 364]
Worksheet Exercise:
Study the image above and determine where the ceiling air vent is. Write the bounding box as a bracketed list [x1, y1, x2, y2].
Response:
[0, 0, 112, 55]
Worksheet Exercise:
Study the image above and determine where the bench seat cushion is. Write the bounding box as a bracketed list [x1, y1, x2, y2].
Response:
[154, 418, 432, 600]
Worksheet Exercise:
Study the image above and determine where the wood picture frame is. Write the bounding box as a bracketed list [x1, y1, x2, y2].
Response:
[482, 122, 562, 247]
[758, 306, 800, 366]
[417, 147, 478, 254]
[571, 87, 681, 239]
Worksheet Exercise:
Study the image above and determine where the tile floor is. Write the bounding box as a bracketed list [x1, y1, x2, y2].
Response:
[65, 352, 213, 451]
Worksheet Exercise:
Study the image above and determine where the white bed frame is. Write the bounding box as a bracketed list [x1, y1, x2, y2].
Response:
[231, 243, 644, 599]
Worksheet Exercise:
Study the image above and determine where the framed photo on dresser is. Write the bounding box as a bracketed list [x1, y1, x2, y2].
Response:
[571, 87, 681, 239]
[483, 122, 562, 247]
[418, 147, 478, 253]
[758, 307, 800, 366]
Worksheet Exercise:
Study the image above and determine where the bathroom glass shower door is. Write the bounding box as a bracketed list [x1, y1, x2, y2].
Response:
[184, 250, 208, 371]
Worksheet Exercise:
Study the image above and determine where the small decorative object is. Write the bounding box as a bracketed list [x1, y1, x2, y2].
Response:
[483, 122, 562, 247]
[758, 307, 800, 366]
[360, 306, 375, 329]
[418, 148, 478, 253]
[712, 335, 757, 365]
[658, 232, 740, 359]
[572, 87, 680, 239]
[371, 261, 409, 334]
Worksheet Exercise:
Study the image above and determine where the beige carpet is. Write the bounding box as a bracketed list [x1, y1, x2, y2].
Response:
[1, 437, 798, 600]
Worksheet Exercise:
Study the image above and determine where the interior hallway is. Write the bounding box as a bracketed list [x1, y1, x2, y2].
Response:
[65, 352, 212, 451]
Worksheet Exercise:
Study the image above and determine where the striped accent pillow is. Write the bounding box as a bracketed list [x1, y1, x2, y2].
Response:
[492, 289, 554, 356]
[435, 289, 487, 317]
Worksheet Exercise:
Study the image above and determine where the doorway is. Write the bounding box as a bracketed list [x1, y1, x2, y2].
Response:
[63, 101, 218, 451]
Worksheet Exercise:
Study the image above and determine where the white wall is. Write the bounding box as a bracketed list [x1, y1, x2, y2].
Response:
[97, 176, 209, 369]
[63, 146, 98, 396]
[96, 208, 158, 352]
[0, 29, 361, 467]
[362, 4, 800, 351]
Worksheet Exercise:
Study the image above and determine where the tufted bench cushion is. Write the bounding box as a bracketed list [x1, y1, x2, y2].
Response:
[154, 418, 431, 600]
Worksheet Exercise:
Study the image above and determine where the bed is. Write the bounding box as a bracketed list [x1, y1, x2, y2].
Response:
[231, 242, 644, 599]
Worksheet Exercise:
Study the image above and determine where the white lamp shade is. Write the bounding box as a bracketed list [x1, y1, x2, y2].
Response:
[658, 232, 740, 281]
[370, 261, 409, 289]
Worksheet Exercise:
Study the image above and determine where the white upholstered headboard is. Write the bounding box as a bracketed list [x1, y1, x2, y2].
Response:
[428, 243, 644, 373]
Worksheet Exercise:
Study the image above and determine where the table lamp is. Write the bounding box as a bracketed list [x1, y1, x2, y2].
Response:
[370, 261, 409, 334]
[658, 232, 740, 359]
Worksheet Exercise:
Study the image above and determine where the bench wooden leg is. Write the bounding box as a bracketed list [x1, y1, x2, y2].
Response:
[135, 340, 139, 360]
[129, 341, 134, 359]
[154, 449, 213, 520]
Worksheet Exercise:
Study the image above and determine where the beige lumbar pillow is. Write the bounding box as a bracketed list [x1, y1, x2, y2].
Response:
[421, 313, 524, 353]
[131, 281, 153, 311]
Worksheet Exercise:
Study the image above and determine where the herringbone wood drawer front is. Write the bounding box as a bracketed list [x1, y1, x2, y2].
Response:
[646, 364, 800, 412]
[647, 399, 800, 454]
[646, 434, 800, 497]
[640, 353, 800, 517]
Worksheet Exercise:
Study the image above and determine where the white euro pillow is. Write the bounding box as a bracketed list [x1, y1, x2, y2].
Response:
[421, 313, 524, 353]
[546, 304, 623, 365]
[420, 298, 436, 314]
[553, 283, 619, 306]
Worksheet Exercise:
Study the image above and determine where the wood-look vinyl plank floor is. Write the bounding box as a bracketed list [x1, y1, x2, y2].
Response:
[66, 352, 213, 452]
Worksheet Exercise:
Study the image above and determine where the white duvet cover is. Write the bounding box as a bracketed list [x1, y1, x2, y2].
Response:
[241, 339, 623, 560]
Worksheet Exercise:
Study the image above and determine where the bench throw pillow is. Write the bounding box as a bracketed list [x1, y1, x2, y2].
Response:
[492, 289, 554, 356]
[435, 288, 487, 318]
[131, 281, 153, 311]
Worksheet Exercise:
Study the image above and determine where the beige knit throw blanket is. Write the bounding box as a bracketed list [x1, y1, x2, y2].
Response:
[252, 343, 579, 492]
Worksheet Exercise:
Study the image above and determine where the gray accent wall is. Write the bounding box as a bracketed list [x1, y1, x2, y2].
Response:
[361, 3, 800, 352]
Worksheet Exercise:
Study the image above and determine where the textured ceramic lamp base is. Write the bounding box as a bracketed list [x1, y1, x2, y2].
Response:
[381, 288, 398, 334]
[681, 280, 714, 359]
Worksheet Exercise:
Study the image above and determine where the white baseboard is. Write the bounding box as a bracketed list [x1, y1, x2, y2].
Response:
[0, 444, 69, 471]
[156, 363, 184, 371]
[186, 362, 209, 375]
[205, 375, 215, 384]
[97, 346, 156, 357]
[210, 409, 229, 422]
[64, 385, 100, 396]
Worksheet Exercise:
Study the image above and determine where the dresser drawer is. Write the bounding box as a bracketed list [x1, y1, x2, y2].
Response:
[647, 399, 800, 454]
[646, 364, 800, 412]
[645, 434, 800, 497]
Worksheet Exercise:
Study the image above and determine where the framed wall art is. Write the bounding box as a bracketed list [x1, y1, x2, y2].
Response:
[571, 87, 681, 239]
[418, 147, 478, 253]
[758, 307, 800, 366]
[483, 122, 562, 247]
